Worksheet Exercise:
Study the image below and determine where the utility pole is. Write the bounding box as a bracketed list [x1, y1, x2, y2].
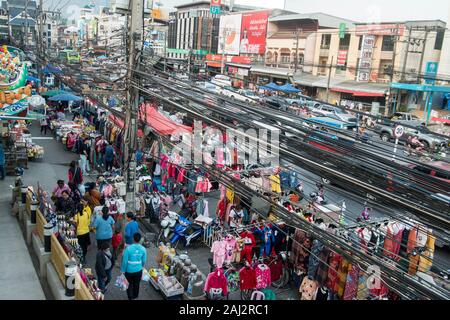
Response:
[325, 56, 334, 103]
[164, 30, 167, 72]
[6, 2, 11, 40]
[418, 27, 430, 83]
[220, 28, 227, 74]
[294, 28, 301, 73]
[401, 26, 412, 81]
[38, 0, 44, 57]
[386, 35, 399, 116]
[24, 0, 29, 47]
[123, 0, 144, 212]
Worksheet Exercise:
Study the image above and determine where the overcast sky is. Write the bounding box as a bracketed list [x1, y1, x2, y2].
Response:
[53, 0, 450, 23]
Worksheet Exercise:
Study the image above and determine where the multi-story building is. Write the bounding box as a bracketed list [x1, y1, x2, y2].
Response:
[0, 6, 9, 42]
[1, 0, 37, 46]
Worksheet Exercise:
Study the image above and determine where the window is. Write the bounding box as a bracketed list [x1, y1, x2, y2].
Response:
[382, 35, 395, 51]
[358, 36, 363, 50]
[280, 53, 290, 63]
[339, 34, 350, 50]
[321, 34, 331, 49]
[298, 53, 304, 65]
[435, 30, 444, 50]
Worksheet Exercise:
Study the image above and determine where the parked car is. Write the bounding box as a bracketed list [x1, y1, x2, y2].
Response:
[374, 122, 449, 151]
[285, 95, 310, 107]
[310, 104, 357, 123]
[238, 89, 262, 103]
[220, 86, 248, 102]
[264, 96, 290, 111]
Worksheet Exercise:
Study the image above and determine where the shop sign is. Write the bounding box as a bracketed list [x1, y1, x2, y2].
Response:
[339, 23, 346, 39]
[210, 6, 221, 15]
[356, 23, 405, 36]
[425, 61, 439, 85]
[218, 14, 242, 55]
[231, 56, 252, 64]
[336, 50, 348, 66]
[357, 35, 375, 82]
[240, 11, 269, 54]
[237, 68, 249, 76]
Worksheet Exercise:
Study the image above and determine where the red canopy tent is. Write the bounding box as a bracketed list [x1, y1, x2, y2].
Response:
[108, 114, 144, 137]
[139, 103, 192, 135]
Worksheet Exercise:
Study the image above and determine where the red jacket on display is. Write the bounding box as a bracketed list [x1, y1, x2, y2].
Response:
[204, 268, 228, 296]
[239, 266, 257, 290]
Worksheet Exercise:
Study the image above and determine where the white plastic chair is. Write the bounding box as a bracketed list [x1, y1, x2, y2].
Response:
[250, 290, 265, 300]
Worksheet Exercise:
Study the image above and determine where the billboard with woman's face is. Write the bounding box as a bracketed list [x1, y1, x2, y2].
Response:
[239, 11, 269, 55]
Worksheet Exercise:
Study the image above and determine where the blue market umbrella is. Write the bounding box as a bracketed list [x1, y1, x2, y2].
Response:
[278, 83, 300, 94]
[259, 82, 281, 91]
[27, 76, 41, 83]
[49, 93, 83, 102]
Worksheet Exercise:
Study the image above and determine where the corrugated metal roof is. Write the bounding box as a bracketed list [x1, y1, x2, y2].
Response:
[269, 12, 356, 28]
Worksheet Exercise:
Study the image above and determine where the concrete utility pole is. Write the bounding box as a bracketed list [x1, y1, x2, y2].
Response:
[387, 35, 399, 116]
[123, 0, 144, 212]
[38, 0, 44, 56]
[418, 27, 430, 83]
[401, 26, 412, 81]
[325, 56, 334, 103]
[220, 28, 227, 74]
[25, 0, 29, 47]
[6, 2, 11, 40]
[294, 28, 301, 73]
[164, 30, 167, 72]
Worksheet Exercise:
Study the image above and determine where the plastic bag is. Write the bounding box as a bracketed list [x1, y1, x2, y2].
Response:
[141, 269, 150, 282]
[115, 274, 129, 291]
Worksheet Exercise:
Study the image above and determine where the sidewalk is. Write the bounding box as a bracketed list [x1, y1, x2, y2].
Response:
[0, 149, 46, 299]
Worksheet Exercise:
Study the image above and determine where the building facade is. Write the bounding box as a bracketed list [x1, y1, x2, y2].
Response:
[1, 0, 38, 46]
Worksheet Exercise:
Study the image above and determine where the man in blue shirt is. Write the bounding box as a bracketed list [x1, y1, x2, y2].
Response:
[104, 142, 115, 172]
[124, 212, 139, 245]
[121, 232, 147, 300]
[0, 141, 5, 180]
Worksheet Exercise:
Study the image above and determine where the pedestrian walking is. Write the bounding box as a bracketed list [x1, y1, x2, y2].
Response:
[95, 137, 107, 169]
[68, 160, 85, 195]
[95, 241, 114, 293]
[112, 228, 123, 267]
[124, 212, 139, 246]
[104, 142, 115, 172]
[75, 200, 92, 263]
[0, 141, 5, 180]
[40, 117, 48, 135]
[68, 182, 83, 205]
[120, 232, 147, 300]
[94, 206, 115, 248]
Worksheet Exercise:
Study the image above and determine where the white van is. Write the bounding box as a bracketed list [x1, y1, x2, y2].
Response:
[211, 74, 232, 87]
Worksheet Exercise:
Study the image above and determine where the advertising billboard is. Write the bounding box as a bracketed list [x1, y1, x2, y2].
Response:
[218, 14, 242, 55]
[356, 24, 405, 36]
[357, 35, 375, 82]
[239, 11, 269, 54]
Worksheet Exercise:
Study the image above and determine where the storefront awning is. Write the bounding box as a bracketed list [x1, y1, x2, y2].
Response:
[139, 103, 193, 135]
[108, 114, 144, 137]
[331, 88, 385, 97]
[225, 62, 252, 69]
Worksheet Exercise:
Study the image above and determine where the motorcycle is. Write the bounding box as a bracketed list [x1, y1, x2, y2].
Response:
[170, 215, 204, 249]
[157, 211, 179, 244]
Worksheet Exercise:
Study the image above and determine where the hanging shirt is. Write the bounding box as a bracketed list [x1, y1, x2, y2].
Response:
[239, 266, 257, 290]
[255, 264, 271, 289]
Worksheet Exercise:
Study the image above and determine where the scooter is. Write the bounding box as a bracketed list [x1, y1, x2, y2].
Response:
[157, 211, 179, 244]
[170, 215, 204, 248]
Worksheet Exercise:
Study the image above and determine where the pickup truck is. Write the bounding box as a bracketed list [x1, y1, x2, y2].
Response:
[374, 122, 448, 151]
[378, 112, 422, 126]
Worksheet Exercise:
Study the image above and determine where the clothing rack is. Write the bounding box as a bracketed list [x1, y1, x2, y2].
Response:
[338, 217, 391, 231]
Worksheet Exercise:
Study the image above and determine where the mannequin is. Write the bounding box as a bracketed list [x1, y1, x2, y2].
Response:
[190, 271, 206, 298]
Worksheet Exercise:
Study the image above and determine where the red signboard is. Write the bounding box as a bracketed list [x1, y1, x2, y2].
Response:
[336, 50, 348, 66]
[240, 11, 269, 55]
[211, 0, 221, 5]
[356, 24, 405, 36]
[231, 56, 252, 64]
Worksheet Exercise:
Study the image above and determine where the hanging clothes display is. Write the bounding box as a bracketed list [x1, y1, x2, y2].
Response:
[255, 264, 271, 289]
[239, 266, 257, 290]
[269, 174, 282, 194]
[343, 263, 360, 300]
[211, 240, 227, 268]
[204, 268, 228, 298]
[240, 231, 256, 264]
[299, 277, 318, 300]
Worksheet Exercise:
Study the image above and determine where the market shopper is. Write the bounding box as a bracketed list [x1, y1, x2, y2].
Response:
[111, 228, 123, 266]
[94, 206, 115, 248]
[95, 136, 107, 169]
[104, 142, 115, 172]
[95, 241, 114, 293]
[68, 160, 85, 195]
[52, 179, 70, 199]
[75, 200, 92, 263]
[84, 183, 102, 209]
[120, 232, 147, 300]
[68, 182, 83, 205]
[124, 212, 139, 246]
[40, 117, 49, 135]
[55, 190, 75, 216]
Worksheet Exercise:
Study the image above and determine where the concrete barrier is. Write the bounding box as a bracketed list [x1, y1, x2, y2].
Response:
[46, 263, 75, 301]
[32, 233, 51, 278]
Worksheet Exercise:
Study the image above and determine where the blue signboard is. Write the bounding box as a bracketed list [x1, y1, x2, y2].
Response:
[425, 61, 439, 85]
[210, 5, 221, 14]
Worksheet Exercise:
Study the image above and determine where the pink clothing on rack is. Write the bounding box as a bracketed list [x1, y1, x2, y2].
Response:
[161, 173, 168, 187]
[255, 264, 271, 289]
[177, 168, 186, 183]
[160, 154, 169, 170]
[168, 163, 176, 178]
[261, 176, 271, 192]
[211, 240, 227, 268]
[224, 237, 237, 264]
[195, 177, 211, 193]
[215, 147, 225, 168]
[102, 184, 113, 197]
